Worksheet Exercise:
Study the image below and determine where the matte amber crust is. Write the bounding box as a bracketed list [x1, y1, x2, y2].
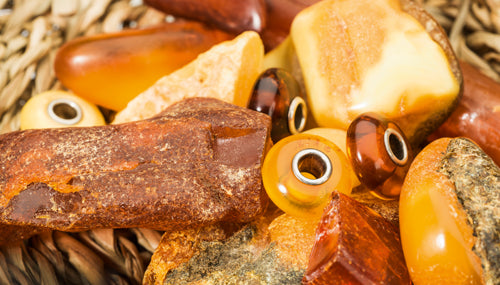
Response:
[0, 98, 272, 245]
[303, 192, 411, 284]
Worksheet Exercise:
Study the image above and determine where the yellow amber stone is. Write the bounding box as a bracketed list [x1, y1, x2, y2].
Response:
[399, 138, 483, 284]
[262, 133, 353, 219]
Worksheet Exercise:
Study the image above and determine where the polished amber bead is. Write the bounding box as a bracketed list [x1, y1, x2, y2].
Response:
[20, 91, 105, 130]
[262, 133, 352, 219]
[54, 21, 233, 111]
[247, 68, 307, 142]
[346, 112, 411, 199]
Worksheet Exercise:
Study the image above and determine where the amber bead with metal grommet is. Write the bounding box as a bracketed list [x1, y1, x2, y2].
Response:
[247, 68, 307, 143]
[262, 133, 353, 219]
[346, 112, 412, 199]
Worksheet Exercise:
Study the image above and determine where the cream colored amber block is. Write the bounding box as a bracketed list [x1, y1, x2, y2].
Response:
[113, 31, 264, 124]
[291, 0, 460, 144]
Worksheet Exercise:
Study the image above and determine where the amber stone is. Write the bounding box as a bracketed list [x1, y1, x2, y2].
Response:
[303, 192, 411, 284]
[247, 68, 307, 142]
[54, 21, 233, 111]
[346, 113, 412, 199]
[144, 0, 266, 34]
[262, 133, 352, 219]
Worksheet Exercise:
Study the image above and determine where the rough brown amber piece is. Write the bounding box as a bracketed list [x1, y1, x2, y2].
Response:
[0, 98, 271, 245]
[303, 192, 411, 284]
[144, 0, 266, 34]
[54, 21, 234, 111]
[347, 113, 412, 199]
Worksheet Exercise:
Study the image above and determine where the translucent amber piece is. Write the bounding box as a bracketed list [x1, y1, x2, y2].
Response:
[303, 192, 411, 284]
[262, 133, 352, 219]
[400, 138, 498, 284]
[347, 113, 412, 199]
[247, 68, 307, 142]
[20, 91, 105, 130]
[54, 21, 233, 111]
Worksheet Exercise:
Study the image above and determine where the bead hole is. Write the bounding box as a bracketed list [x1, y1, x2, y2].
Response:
[292, 149, 332, 185]
[48, 98, 83, 125]
[52, 103, 78, 120]
[384, 128, 408, 166]
[288, 97, 307, 134]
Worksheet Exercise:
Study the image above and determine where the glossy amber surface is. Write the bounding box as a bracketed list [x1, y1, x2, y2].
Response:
[247, 68, 307, 142]
[262, 133, 352, 219]
[20, 91, 105, 130]
[400, 138, 483, 284]
[304, 192, 411, 284]
[347, 113, 411, 199]
[54, 21, 233, 111]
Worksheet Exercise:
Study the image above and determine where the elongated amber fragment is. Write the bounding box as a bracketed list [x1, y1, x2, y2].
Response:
[54, 21, 234, 111]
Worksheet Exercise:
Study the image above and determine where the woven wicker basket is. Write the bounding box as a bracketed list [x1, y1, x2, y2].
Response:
[0, 0, 499, 284]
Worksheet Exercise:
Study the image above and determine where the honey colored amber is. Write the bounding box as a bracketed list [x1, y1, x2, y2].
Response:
[247, 68, 307, 142]
[346, 113, 412, 199]
[262, 133, 352, 219]
[400, 138, 484, 285]
[303, 192, 411, 284]
[54, 21, 233, 111]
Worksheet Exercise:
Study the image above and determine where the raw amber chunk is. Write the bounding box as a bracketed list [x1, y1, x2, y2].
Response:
[0, 98, 271, 245]
[247, 68, 307, 142]
[303, 192, 411, 284]
[400, 137, 499, 284]
[54, 21, 233, 111]
[347, 113, 412, 199]
[262, 133, 352, 219]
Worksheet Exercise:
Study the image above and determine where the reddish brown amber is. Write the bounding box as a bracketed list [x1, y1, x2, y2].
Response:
[346, 113, 412, 199]
[54, 21, 234, 111]
[247, 68, 307, 143]
[303, 192, 411, 284]
[144, 0, 266, 34]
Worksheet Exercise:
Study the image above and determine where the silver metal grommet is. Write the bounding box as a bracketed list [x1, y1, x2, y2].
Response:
[47, 98, 83, 125]
[292, 148, 332, 185]
[384, 127, 408, 166]
[288, 96, 307, 135]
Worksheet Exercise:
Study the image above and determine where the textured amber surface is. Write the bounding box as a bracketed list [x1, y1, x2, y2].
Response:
[54, 21, 233, 111]
[247, 68, 307, 142]
[262, 133, 352, 219]
[0, 98, 271, 245]
[347, 113, 412, 199]
[400, 138, 499, 284]
[303, 192, 411, 284]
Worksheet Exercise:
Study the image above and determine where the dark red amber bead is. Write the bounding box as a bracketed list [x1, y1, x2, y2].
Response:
[247, 68, 307, 143]
[346, 113, 412, 199]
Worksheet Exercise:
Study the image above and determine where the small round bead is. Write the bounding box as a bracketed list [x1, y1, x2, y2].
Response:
[20, 91, 105, 130]
[346, 112, 412, 199]
[247, 68, 307, 142]
[262, 133, 353, 219]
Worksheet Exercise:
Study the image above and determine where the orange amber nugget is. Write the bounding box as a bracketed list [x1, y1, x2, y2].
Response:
[303, 192, 411, 284]
[54, 21, 234, 111]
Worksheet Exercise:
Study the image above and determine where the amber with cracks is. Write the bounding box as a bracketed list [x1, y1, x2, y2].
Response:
[262, 133, 352, 219]
[247, 68, 307, 143]
[347, 113, 412, 199]
[303, 192, 411, 284]
[54, 21, 234, 111]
